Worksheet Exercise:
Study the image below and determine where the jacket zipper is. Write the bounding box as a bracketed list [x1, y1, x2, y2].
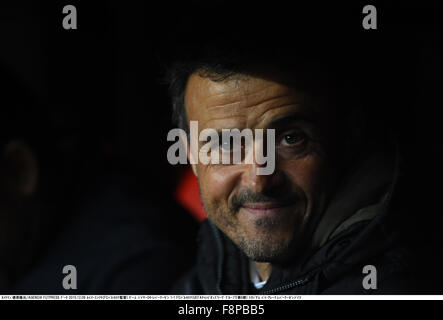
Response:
[210, 221, 313, 295]
[261, 277, 310, 295]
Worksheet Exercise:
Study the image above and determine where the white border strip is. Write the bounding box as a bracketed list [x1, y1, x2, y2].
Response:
[1, 295, 443, 300]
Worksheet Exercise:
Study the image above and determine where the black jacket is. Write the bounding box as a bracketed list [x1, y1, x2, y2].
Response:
[173, 148, 443, 294]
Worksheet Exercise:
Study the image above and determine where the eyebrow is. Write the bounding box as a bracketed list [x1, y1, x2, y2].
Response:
[198, 109, 317, 145]
[266, 112, 317, 131]
[204, 112, 317, 138]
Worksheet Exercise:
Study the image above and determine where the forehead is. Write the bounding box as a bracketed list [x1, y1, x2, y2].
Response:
[184, 72, 319, 130]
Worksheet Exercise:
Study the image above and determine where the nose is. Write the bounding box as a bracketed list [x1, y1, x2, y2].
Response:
[241, 162, 286, 194]
[240, 138, 284, 194]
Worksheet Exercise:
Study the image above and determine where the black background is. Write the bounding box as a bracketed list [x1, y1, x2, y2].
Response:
[1, 1, 442, 203]
[0, 0, 442, 297]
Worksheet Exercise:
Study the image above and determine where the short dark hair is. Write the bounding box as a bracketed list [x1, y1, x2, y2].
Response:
[165, 46, 249, 134]
[162, 4, 405, 155]
[164, 41, 383, 141]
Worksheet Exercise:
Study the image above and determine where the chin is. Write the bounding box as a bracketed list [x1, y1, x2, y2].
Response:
[236, 230, 295, 263]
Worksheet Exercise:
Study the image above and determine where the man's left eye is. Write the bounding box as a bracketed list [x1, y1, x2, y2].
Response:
[220, 140, 233, 151]
[280, 132, 307, 146]
[218, 137, 242, 153]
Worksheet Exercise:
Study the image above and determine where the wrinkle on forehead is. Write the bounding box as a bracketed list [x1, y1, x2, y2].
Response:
[185, 73, 310, 130]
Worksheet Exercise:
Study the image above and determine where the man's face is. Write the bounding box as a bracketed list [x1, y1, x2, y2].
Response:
[185, 72, 340, 263]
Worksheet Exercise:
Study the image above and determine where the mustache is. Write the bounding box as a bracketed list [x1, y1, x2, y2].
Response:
[230, 189, 299, 212]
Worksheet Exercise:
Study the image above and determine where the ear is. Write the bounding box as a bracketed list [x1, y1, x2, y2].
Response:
[179, 131, 198, 177]
[2, 140, 38, 198]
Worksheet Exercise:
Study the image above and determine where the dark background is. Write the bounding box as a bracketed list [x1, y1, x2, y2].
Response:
[0, 1, 442, 293]
[1, 1, 442, 203]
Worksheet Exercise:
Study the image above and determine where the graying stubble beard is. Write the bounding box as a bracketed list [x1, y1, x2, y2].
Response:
[235, 215, 294, 262]
[220, 207, 293, 263]
[201, 192, 294, 263]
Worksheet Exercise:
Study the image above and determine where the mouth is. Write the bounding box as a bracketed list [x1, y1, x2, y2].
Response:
[241, 202, 296, 218]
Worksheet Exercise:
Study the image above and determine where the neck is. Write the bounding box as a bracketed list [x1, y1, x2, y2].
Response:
[254, 262, 272, 281]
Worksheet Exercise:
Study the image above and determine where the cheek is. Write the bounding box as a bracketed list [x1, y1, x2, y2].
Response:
[196, 164, 242, 208]
[281, 155, 328, 199]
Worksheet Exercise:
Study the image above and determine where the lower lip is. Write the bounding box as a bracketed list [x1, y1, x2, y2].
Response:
[241, 205, 293, 217]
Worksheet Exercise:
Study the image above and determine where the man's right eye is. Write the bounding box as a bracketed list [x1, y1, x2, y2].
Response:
[218, 137, 244, 156]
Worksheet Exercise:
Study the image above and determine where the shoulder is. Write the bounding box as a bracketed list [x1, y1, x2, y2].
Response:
[170, 267, 204, 295]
